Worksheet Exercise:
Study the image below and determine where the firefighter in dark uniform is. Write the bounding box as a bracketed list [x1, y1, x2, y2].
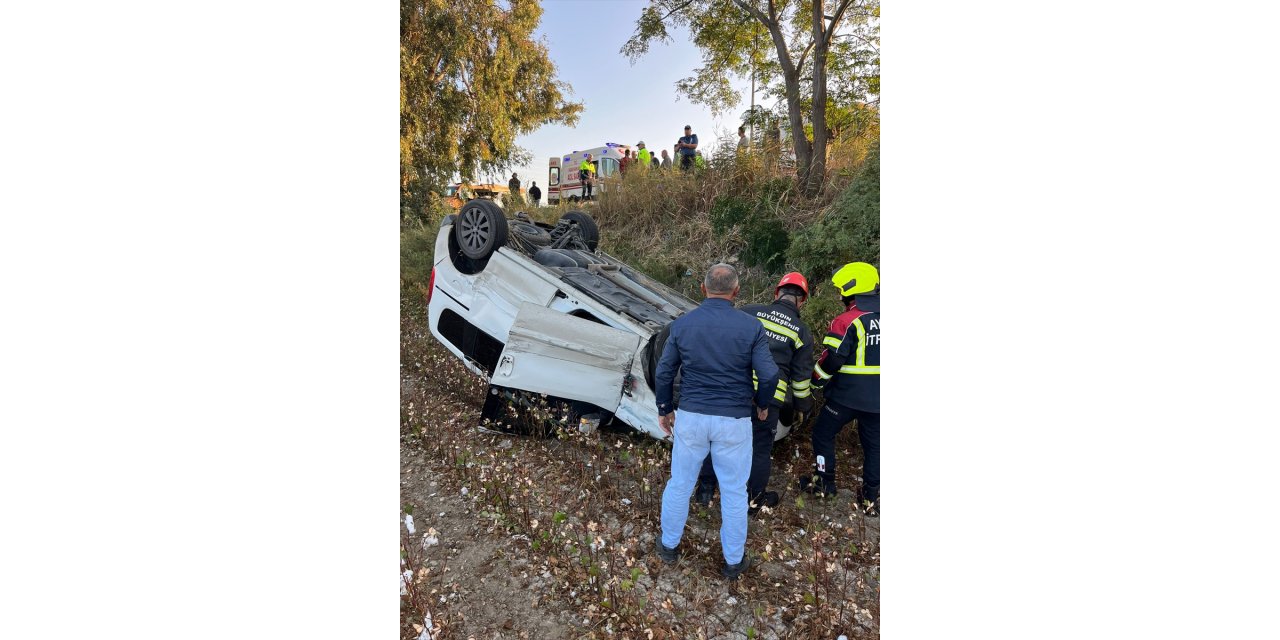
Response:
[803, 262, 881, 516]
[695, 272, 816, 514]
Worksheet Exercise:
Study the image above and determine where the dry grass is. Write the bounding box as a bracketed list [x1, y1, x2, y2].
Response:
[400, 297, 880, 639]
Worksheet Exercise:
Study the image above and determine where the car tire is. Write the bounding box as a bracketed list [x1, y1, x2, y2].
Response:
[560, 210, 600, 251]
[455, 199, 509, 260]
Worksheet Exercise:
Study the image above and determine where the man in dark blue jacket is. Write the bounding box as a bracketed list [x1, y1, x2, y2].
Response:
[653, 263, 779, 581]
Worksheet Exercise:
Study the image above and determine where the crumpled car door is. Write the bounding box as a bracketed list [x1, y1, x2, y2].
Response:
[494, 302, 640, 412]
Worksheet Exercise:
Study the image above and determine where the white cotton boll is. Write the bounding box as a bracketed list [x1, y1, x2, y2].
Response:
[404, 514, 415, 535]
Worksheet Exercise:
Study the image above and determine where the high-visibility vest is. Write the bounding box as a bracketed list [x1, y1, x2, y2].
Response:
[637, 148, 652, 167]
[579, 160, 593, 180]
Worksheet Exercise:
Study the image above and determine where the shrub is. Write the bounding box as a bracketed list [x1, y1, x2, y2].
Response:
[740, 212, 790, 273]
[787, 143, 878, 330]
[709, 196, 753, 235]
[789, 142, 879, 287]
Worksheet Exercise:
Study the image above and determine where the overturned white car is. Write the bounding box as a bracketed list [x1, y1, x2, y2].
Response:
[427, 199, 701, 440]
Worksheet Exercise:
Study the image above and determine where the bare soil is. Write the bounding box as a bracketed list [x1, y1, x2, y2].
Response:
[400, 298, 880, 640]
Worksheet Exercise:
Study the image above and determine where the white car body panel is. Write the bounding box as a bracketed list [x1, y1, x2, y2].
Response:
[496, 302, 639, 412]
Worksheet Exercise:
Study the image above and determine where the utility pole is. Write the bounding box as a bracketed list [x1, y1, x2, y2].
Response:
[750, 22, 759, 145]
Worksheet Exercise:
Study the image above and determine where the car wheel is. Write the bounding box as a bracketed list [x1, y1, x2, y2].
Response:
[560, 210, 600, 251]
[455, 199, 509, 260]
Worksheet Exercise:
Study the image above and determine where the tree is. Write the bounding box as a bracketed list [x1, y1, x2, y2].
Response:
[624, 0, 878, 196]
[401, 0, 582, 212]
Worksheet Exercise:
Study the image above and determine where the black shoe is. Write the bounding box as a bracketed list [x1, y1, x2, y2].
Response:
[693, 484, 715, 507]
[748, 490, 780, 516]
[655, 538, 680, 564]
[722, 553, 752, 581]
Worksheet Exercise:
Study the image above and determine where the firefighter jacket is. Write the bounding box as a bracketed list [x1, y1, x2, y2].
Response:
[812, 294, 880, 412]
[741, 298, 815, 409]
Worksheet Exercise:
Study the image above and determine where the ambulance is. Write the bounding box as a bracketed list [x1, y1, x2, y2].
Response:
[546, 143, 633, 204]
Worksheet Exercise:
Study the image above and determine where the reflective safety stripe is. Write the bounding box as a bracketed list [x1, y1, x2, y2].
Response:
[852, 317, 867, 367]
[752, 374, 790, 393]
[822, 335, 843, 349]
[759, 319, 801, 348]
[814, 363, 833, 380]
[792, 378, 811, 398]
[832, 317, 876, 375]
[773, 389, 787, 401]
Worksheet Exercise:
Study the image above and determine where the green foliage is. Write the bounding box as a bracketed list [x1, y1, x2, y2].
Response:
[401, 219, 438, 295]
[791, 141, 880, 274]
[624, 0, 879, 117]
[710, 196, 752, 234]
[708, 177, 794, 272]
[790, 142, 879, 329]
[740, 213, 789, 273]
[625, 0, 879, 195]
[401, 0, 582, 209]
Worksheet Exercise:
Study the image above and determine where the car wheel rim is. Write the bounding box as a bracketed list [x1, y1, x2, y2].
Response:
[460, 207, 490, 252]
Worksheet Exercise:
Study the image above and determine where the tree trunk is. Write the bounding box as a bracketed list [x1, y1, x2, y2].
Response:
[781, 68, 811, 189]
[809, 0, 830, 196]
[734, 0, 813, 191]
[762, 25, 811, 190]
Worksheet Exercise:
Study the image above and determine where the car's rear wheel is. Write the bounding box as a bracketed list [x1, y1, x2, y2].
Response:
[560, 210, 600, 251]
[456, 199, 508, 260]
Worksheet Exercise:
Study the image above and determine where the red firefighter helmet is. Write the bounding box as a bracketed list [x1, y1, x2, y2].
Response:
[775, 272, 809, 299]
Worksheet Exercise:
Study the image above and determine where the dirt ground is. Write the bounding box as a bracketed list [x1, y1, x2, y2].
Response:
[401, 449, 585, 638]
[400, 299, 880, 639]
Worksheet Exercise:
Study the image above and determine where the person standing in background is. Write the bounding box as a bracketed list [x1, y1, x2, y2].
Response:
[528, 181, 541, 208]
[578, 153, 595, 201]
[636, 141, 652, 170]
[677, 125, 699, 171]
[508, 173, 522, 206]
[620, 149, 633, 176]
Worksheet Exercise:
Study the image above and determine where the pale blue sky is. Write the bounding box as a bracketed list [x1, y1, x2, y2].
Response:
[500, 0, 762, 191]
